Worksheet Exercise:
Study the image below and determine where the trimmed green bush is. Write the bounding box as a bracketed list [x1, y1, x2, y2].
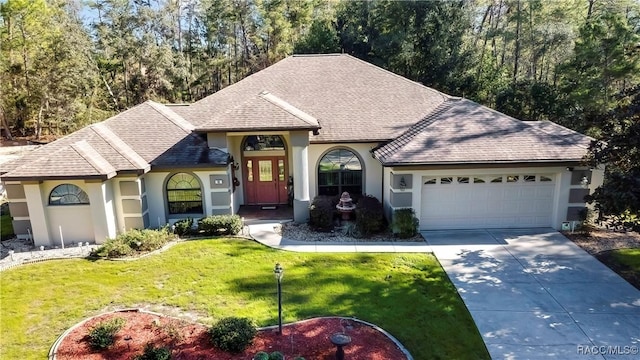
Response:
[173, 218, 194, 236]
[269, 351, 284, 360]
[208, 317, 257, 353]
[253, 351, 269, 360]
[91, 228, 174, 258]
[197, 215, 242, 236]
[392, 208, 419, 238]
[134, 343, 172, 360]
[309, 195, 336, 231]
[354, 195, 385, 236]
[87, 317, 125, 350]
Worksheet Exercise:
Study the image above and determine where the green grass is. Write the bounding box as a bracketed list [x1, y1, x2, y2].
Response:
[610, 248, 640, 270]
[1, 213, 14, 240]
[0, 239, 489, 359]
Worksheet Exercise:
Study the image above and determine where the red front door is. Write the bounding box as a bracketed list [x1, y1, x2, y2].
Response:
[244, 157, 287, 205]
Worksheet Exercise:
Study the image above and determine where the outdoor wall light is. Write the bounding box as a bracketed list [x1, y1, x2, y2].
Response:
[581, 175, 590, 188]
[274, 263, 284, 335]
[399, 176, 407, 189]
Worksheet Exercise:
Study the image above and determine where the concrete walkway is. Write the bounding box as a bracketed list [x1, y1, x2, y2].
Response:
[423, 228, 640, 360]
[247, 222, 432, 253]
[248, 223, 640, 359]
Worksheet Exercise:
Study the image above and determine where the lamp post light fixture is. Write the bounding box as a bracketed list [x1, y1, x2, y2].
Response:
[274, 263, 284, 335]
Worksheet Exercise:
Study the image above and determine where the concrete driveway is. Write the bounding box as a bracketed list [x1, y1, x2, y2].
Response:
[422, 229, 640, 360]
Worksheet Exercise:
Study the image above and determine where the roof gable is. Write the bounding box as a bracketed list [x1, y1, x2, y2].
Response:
[373, 98, 593, 165]
[0, 101, 213, 180]
[186, 54, 449, 142]
[197, 91, 321, 132]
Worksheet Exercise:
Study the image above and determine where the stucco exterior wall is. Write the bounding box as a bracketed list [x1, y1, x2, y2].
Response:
[86, 180, 117, 243]
[144, 168, 231, 226]
[43, 180, 95, 246]
[384, 166, 604, 231]
[308, 143, 383, 201]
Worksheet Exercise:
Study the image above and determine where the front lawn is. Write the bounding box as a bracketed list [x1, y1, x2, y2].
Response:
[0, 239, 489, 359]
[597, 248, 640, 290]
[1, 213, 14, 240]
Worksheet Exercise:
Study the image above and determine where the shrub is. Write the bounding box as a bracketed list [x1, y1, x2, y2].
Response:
[87, 317, 125, 350]
[392, 208, 419, 238]
[92, 240, 134, 258]
[197, 215, 242, 236]
[134, 229, 173, 252]
[253, 352, 269, 360]
[354, 195, 385, 236]
[309, 195, 336, 231]
[173, 218, 194, 236]
[134, 343, 171, 360]
[294, 357, 306, 360]
[91, 228, 174, 258]
[269, 351, 284, 360]
[208, 317, 257, 353]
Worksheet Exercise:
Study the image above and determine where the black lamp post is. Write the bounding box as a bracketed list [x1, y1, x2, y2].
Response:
[274, 262, 284, 335]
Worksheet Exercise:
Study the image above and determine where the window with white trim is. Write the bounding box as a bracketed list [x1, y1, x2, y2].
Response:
[49, 184, 90, 205]
[166, 173, 203, 214]
[318, 148, 363, 196]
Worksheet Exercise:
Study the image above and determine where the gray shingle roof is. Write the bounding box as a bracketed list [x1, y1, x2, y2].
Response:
[1, 101, 227, 180]
[197, 91, 321, 132]
[186, 54, 449, 142]
[1, 54, 595, 180]
[373, 98, 593, 165]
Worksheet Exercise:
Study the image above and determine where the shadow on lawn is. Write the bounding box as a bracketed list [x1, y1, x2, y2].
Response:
[227, 254, 488, 360]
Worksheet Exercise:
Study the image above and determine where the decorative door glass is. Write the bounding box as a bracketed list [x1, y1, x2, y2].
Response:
[278, 159, 285, 181]
[259, 160, 272, 181]
[246, 160, 253, 181]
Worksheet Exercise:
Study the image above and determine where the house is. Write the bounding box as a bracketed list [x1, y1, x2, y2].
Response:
[0, 54, 602, 246]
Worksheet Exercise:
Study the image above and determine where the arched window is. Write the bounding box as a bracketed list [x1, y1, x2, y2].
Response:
[242, 135, 285, 151]
[49, 184, 90, 205]
[318, 148, 363, 196]
[166, 173, 203, 214]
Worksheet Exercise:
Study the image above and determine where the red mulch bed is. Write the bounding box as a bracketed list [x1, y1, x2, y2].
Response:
[54, 310, 408, 360]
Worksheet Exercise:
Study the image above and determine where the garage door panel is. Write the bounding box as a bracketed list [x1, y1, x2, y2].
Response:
[421, 174, 554, 230]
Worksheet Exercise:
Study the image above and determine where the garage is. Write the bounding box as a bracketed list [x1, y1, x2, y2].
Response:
[420, 174, 555, 230]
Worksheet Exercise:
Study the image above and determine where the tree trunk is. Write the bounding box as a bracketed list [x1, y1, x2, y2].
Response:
[474, 5, 492, 48]
[0, 105, 13, 140]
[513, 0, 522, 83]
[36, 99, 45, 140]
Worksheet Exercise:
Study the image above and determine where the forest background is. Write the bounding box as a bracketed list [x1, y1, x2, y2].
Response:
[1, 0, 639, 228]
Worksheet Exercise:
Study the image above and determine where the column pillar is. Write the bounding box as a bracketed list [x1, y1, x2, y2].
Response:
[86, 180, 117, 244]
[290, 131, 310, 223]
[23, 182, 51, 246]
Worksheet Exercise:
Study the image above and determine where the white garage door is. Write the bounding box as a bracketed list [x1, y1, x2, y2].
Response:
[420, 174, 555, 230]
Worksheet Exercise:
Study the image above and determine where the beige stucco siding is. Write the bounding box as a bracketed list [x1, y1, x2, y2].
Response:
[308, 143, 384, 201]
[385, 166, 605, 231]
[144, 169, 232, 226]
[43, 180, 95, 246]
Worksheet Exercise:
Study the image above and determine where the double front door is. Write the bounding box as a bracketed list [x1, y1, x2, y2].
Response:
[244, 156, 288, 205]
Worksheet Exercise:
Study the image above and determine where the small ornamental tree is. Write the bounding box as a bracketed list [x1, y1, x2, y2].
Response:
[208, 317, 257, 353]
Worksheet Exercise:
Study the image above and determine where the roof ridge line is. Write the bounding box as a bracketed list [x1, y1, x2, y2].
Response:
[342, 54, 451, 103]
[469, 99, 593, 150]
[70, 140, 117, 178]
[147, 100, 195, 133]
[524, 121, 593, 150]
[258, 91, 320, 127]
[90, 123, 151, 172]
[374, 99, 458, 161]
[1, 145, 65, 176]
